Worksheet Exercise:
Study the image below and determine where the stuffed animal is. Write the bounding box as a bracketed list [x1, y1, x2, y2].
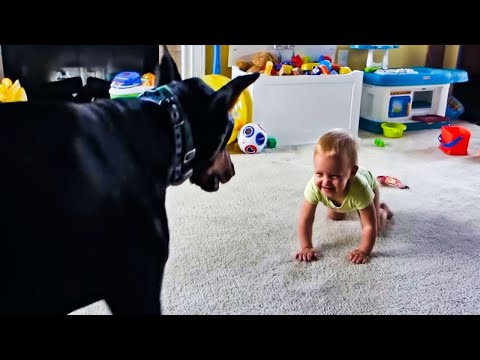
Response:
[235, 52, 277, 73]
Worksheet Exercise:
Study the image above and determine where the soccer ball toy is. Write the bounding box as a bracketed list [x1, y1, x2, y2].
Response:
[237, 123, 267, 154]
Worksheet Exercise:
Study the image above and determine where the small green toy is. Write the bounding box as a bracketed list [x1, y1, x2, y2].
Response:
[266, 137, 277, 149]
[374, 138, 385, 147]
[364, 66, 381, 73]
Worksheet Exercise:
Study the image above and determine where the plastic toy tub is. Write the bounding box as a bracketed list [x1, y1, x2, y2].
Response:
[438, 125, 471, 155]
[109, 71, 153, 99]
[109, 86, 149, 99]
[381, 122, 407, 138]
[112, 71, 142, 88]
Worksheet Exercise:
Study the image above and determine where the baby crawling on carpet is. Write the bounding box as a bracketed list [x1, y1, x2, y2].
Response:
[295, 129, 394, 264]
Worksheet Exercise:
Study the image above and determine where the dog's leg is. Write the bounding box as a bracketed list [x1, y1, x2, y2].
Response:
[105, 205, 170, 316]
[104, 260, 166, 315]
[105, 286, 162, 315]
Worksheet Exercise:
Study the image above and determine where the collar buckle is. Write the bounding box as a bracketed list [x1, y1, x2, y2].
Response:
[184, 149, 196, 164]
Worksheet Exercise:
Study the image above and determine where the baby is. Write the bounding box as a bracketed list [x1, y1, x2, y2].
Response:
[295, 129, 393, 264]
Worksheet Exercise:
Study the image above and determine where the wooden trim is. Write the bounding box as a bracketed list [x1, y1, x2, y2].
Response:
[455, 45, 463, 69]
[426, 45, 445, 68]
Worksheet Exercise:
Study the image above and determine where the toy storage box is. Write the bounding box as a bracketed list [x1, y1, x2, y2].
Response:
[228, 45, 364, 146]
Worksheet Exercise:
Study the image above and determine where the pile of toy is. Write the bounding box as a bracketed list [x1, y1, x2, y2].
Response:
[235, 51, 352, 76]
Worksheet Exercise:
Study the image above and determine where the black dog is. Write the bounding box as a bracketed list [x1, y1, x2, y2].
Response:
[0, 46, 259, 315]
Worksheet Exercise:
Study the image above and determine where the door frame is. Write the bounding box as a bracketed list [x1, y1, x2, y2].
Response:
[181, 45, 205, 79]
[425, 45, 446, 68]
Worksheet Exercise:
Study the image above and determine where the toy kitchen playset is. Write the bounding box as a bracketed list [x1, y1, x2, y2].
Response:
[350, 45, 469, 134]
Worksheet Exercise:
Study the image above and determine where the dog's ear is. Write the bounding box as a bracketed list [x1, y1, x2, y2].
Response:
[211, 73, 260, 111]
[154, 45, 182, 87]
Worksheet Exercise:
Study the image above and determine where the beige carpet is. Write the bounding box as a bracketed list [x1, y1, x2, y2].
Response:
[71, 120, 480, 315]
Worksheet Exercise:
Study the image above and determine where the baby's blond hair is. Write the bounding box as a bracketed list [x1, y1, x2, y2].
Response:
[314, 128, 358, 166]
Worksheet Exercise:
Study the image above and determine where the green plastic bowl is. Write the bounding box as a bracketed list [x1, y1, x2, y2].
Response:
[381, 122, 407, 138]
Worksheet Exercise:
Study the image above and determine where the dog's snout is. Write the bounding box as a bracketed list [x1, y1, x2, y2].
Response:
[192, 150, 235, 191]
[218, 157, 235, 184]
[218, 172, 231, 184]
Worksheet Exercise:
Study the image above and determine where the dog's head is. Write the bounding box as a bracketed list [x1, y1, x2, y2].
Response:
[152, 46, 259, 192]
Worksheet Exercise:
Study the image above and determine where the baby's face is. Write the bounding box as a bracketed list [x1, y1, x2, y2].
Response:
[313, 153, 356, 198]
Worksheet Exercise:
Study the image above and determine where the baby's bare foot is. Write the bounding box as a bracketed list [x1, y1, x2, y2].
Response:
[380, 203, 394, 219]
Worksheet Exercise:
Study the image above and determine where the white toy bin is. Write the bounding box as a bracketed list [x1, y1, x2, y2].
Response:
[228, 45, 364, 146]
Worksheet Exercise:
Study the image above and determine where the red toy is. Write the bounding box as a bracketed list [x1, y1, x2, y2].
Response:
[291, 55, 303, 68]
[377, 176, 409, 189]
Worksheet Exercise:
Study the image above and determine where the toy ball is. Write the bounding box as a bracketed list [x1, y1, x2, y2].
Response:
[237, 123, 267, 154]
[201, 74, 251, 145]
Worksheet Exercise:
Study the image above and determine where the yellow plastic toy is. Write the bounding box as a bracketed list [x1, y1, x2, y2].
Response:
[201, 74, 251, 145]
[264, 61, 273, 75]
[0, 78, 28, 102]
[300, 63, 320, 71]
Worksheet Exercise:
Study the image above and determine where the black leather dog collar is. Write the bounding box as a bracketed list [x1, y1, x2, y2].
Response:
[138, 86, 196, 186]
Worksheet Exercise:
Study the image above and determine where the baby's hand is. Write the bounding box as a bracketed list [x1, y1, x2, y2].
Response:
[348, 249, 369, 264]
[295, 248, 318, 262]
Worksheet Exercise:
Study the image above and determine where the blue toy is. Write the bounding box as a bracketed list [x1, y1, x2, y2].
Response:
[212, 45, 221, 75]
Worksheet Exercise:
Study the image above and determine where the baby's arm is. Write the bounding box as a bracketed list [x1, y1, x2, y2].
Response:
[349, 203, 377, 264]
[295, 200, 318, 262]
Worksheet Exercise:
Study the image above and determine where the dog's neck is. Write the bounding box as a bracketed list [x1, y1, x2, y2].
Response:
[139, 86, 196, 186]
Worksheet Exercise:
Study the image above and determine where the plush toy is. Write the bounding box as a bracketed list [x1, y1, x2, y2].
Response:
[235, 52, 277, 73]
